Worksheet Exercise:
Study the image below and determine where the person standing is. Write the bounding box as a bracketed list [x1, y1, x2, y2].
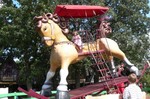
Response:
[123, 73, 143, 99]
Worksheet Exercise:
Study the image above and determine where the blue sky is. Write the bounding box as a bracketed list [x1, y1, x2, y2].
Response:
[147, 1, 150, 17]
[12, 0, 20, 8]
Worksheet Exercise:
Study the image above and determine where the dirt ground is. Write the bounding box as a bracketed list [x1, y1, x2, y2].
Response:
[85, 93, 150, 99]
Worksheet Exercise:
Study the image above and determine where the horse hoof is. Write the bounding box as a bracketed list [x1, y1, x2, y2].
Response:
[130, 66, 140, 76]
[57, 85, 68, 91]
[112, 73, 118, 78]
[55, 90, 70, 99]
[40, 88, 52, 97]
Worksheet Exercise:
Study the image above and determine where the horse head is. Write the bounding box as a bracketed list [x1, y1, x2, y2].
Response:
[33, 13, 58, 46]
[33, 13, 67, 46]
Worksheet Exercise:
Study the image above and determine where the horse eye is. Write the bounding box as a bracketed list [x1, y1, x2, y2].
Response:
[43, 27, 47, 31]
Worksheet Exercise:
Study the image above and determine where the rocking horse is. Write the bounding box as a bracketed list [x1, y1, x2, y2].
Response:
[33, 13, 139, 98]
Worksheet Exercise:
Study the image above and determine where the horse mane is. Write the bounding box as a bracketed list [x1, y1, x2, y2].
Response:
[33, 13, 69, 34]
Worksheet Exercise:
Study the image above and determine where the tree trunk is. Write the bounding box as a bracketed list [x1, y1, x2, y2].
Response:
[26, 78, 32, 90]
[75, 68, 80, 88]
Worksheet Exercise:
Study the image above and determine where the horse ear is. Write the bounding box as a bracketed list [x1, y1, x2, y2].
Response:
[99, 15, 112, 22]
[53, 14, 60, 23]
[46, 13, 53, 19]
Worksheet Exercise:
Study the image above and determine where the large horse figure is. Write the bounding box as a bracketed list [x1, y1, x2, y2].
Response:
[33, 13, 139, 97]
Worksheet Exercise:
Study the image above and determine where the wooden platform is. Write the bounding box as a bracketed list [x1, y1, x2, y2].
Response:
[69, 76, 128, 99]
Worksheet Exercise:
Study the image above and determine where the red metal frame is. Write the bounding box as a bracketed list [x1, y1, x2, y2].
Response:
[54, 5, 109, 18]
[69, 77, 128, 99]
[18, 62, 149, 99]
[18, 87, 49, 99]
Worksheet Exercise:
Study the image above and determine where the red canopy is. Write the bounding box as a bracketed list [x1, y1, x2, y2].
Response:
[54, 5, 109, 18]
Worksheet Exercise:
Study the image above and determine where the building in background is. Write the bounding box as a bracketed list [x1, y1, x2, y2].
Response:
[0, 56, 18, 92]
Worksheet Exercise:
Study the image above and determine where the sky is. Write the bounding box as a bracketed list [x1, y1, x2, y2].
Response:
[12, 0, 20, 8]
[147, 1, 150, 17]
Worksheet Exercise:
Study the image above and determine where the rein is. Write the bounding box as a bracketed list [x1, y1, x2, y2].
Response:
[44, 20, 74, 46]
[42, 37, 55, 42]
[54, 41, 74, 45]
[42, 20, 55, 42]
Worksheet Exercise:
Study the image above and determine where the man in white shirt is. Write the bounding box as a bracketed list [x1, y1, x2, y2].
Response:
[123, 73, 143, 99]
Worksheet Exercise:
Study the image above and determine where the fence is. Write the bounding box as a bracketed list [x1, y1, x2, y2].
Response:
[0, 91, 57, 99]
[143, 87, 150, 92]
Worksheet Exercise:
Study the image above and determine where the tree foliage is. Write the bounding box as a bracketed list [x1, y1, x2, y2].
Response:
[141, 72, 150, 88]
[107, 0, 150, 64]
[0, 0, 149, 90]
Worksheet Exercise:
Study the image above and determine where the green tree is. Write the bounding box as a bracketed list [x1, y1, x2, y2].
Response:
[0, 0, 54, 90]
[107, 0, 150, 65]
[141, 72, 150, 89]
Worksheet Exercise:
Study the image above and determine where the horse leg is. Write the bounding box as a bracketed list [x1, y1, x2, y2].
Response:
[124, 57, 134, 66]
[111, 48, 139, 76]
[99, 38, 139, 75]
[123, 57, 139, 74]
[56, 64, 70, 99]
[109, 56, 115, 72]
[57, 68, 68, 91]
[40, 69, 55, 96]
[118, 53, 139, 75]
[108, 56, 118, 77]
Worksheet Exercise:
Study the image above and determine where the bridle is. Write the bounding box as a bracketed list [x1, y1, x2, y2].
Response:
[41, 20, 55, 42]
[41, 19, 74, 46]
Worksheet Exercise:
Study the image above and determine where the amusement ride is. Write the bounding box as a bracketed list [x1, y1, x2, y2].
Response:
[18, 5, 150, 99]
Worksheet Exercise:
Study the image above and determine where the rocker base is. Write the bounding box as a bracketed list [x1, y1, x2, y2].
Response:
[56, 90, 70, 99]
